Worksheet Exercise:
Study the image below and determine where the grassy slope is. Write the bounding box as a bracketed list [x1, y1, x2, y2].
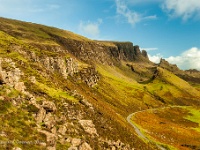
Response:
[131, 106, 200, 150]
[0, 17, 200, 149]
[0, 17, 152, 149]
[94, 63, 200, 150]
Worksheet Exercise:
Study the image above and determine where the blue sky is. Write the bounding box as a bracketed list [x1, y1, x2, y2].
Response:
[0, 0, 200, 70]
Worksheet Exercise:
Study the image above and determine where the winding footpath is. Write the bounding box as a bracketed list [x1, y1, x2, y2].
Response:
[127, 112, 166, 150]
[126, 106, 185, 150]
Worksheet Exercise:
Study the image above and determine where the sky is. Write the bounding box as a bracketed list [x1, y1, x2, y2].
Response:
[0, 0, 200, 70]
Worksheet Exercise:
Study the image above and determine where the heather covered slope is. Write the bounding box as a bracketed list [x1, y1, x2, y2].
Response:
[0, 17, 200, 150]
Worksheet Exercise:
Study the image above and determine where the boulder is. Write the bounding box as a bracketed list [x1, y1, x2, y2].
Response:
[14, 82, 26, 92]
[43, 113, 56, 129]
[29, 76, 36, 83]
[71, 138, 82, 147]
[39, 130, 56, 149]
[78, 120, 98, 136]
[58, 125, 67, 135]
[36, 107, 46, 123]
[79, 142, 92, 150]
[42, 101, 57, 112]
[68, 147, 78, 150]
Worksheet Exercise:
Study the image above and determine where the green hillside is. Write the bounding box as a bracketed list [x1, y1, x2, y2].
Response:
[0, 17, 199, 150]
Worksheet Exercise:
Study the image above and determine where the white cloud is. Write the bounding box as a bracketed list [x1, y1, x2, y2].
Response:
[162, 0, 200, 20]
[166, 47, 200, 70]
[79, 19, 102, 38]
[148, 53, 162, 63]
[115, 0, 157, 26]
[115, 0, 141, 25]
[143, 15, 157, 20]
[142, 47, 158, 51]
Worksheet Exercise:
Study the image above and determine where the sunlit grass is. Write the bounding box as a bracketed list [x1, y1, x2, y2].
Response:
[36, 82, 76, 101]
[185, 107, 200, 132]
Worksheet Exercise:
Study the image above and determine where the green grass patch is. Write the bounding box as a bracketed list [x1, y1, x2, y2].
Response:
[185, 108, 200, 123]
[185, 107, 200, 132]
[36, 82, 76, 101]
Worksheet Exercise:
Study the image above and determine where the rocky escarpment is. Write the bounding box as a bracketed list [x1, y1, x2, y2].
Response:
[110, 42, 149, 62]
[13, 46, 99, 87]
[39, 31, 150, 66]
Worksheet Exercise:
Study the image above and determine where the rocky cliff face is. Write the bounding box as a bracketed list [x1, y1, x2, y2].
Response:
[110, 42, 149, 62]
[44, 32, 150, 66]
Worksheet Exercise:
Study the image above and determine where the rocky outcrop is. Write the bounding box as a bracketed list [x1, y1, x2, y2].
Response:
[71, 138, 82, 147]
[159, 58, 180, 73]
[0, 58, 26, 93]
[79, 67, 99, 87]
[41, 57, 78, 79]
[34, 100, 58, 149]
[141, 50, 148, 59]
[36, 107, 46, 123]
[38, 55, 99, 87]
[39, 130, 57, 150]
[42, 101, 57, 112]
[111, 42, 149, 62]
[79, 142, 92, 150]
[13, 46, 100, 87]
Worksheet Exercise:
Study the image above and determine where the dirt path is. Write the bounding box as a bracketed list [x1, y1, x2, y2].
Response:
[127, 113, 149, 140]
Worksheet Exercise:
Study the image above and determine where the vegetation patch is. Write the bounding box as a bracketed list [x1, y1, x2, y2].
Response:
[185, 107, 200, 132]
[131, 106, 200, 150]
[36, 82, 76, 101]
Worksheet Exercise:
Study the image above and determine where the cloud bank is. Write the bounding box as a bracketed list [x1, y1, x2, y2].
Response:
[166, 47, 200, 70]
[148, 53, 162, 64]
[163, 0, 200, 20]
